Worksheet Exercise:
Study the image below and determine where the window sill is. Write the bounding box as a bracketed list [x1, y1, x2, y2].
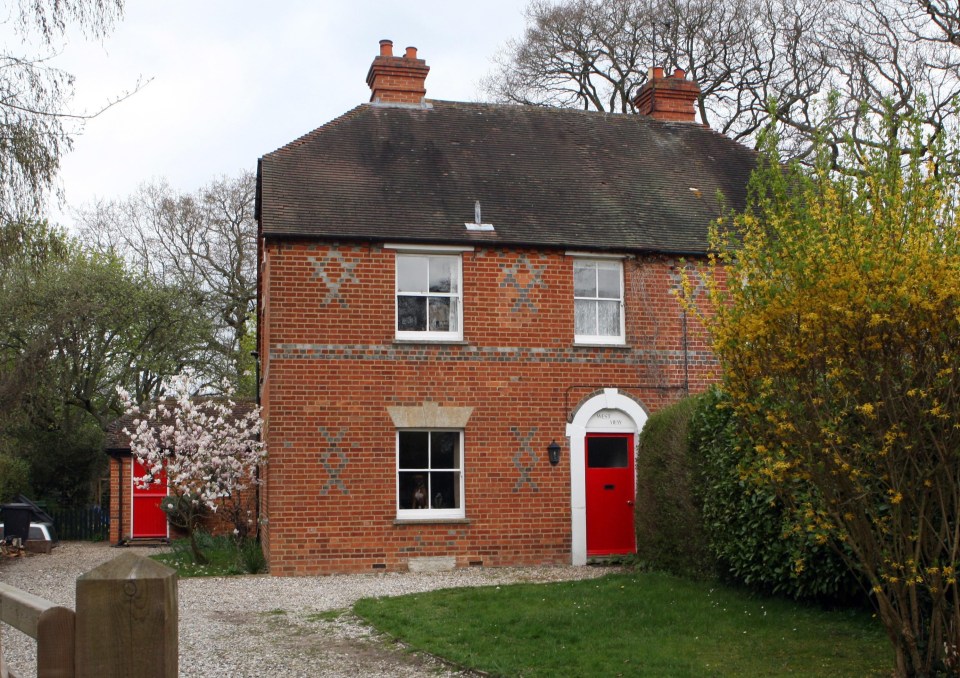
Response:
[573, 342, 632, 349]
[393, 518, 471, 526]
[393, 339, 470, 346]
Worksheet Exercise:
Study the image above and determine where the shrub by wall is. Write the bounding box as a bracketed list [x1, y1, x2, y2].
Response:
[690, 387, 861, 603]
[0, 452, 30, 503]
[635, 395, 714, 578]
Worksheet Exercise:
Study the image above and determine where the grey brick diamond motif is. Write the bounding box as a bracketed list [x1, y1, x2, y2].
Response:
[309, 248, 361, 307]
[668, 261, 706, 298]
[500, 256, 548, 313]
[318, 427, 349, 495]
[511, 426, 540, 492]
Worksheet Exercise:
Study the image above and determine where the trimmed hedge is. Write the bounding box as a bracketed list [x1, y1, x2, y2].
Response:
[635, 387, 863, 603]
[690, 387, 862, 603]
[635, 395, 714, 578]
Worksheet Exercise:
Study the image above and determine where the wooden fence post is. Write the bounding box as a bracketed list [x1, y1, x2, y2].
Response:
[74, 553, 177, 678]
[0, 581, 76, 678]
[36, 606, 75, 678]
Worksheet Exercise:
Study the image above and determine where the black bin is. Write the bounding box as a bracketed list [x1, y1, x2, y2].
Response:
[1, 502, 32, 542]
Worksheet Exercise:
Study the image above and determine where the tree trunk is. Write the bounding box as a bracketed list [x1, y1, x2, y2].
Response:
[187, 528, 208, 565]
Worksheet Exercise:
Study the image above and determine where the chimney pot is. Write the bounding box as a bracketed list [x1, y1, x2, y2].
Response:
[633, 64, 702, 124]
[366, 39, 430, 104]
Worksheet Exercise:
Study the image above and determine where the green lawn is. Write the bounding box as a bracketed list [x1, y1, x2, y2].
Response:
[353, 571, 889, 677]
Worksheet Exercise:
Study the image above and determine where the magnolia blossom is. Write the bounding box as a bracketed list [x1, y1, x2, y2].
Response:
[118, 372, 266, 515]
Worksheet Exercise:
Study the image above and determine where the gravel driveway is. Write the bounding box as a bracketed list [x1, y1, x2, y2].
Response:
[0, 542, 609, 677]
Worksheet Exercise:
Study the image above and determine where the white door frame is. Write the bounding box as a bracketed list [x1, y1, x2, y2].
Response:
[565, 388, 647, 565]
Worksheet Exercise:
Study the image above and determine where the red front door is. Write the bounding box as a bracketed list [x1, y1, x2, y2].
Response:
[132, 460, 168, 538]
[585, 433, 635, 556]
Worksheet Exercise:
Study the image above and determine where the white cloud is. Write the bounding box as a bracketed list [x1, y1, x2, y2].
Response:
[42, 0, 529, 225]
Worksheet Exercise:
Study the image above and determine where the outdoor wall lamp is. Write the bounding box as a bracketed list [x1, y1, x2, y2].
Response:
[547, 440, 562, 466]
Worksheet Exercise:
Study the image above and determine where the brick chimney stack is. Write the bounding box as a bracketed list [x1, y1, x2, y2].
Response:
[366, 39, 430, 105]
[632, 67, 702, 123]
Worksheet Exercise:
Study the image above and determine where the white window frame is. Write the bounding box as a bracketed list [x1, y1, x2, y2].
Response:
[572, 257, 625, 345]
[396, 429, 466, 520]
[394, 252, 464, 341]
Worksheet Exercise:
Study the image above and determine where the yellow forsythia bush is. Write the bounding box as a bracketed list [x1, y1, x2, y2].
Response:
[687, 111, 960, 677]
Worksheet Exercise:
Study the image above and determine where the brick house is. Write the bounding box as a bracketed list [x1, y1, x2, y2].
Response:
[255, 40, 755, 575]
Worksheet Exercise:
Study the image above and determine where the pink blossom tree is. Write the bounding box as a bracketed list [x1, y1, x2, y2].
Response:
[119, 372, 265, 564]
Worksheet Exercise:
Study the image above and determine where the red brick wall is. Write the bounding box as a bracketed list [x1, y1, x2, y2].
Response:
[259, 241, 720, 575]
[108, 456, 128, 543]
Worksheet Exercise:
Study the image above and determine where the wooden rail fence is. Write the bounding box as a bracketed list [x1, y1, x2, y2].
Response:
[0, 553, 177, 678]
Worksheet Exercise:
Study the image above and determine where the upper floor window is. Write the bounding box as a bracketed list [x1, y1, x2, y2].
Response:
[396, 254, 462, 341]
[574, 259, 624, 344]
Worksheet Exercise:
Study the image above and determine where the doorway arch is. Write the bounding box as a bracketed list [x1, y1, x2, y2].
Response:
[565, 388, 648, 565]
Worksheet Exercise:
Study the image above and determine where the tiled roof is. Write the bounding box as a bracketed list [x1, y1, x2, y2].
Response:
[258, 100, 757, 255]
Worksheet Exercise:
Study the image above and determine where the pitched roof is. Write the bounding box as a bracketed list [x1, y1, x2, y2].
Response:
[258, 100, 757, 255]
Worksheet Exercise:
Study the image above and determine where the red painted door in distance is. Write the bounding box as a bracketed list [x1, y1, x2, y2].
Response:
[132, 460, 168, 538]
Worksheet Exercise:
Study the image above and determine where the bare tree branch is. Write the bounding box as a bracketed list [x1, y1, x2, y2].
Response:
[483, 0, 960, 167]
[0, 0, 135, 224]
[74, 172, 259, 391]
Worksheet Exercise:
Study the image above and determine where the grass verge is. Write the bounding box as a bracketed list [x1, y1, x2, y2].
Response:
[354, 571, 889, 677]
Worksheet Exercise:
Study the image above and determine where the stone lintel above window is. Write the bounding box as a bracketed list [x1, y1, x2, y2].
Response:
[387, 402, 474, 428]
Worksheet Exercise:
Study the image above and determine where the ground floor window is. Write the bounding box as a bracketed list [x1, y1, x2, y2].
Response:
[396, 430, 464, 519]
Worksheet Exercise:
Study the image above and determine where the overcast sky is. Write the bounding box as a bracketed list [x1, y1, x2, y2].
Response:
[39, 0, 530, 226]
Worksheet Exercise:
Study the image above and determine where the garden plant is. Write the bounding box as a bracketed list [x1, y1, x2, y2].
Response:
[686, 109, 960, 675]
[119, 372, 265, 564]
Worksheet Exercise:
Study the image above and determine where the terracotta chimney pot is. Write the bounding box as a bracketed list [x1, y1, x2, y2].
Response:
[366, 39, 430, 104]
[633, 65, 702, 124]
